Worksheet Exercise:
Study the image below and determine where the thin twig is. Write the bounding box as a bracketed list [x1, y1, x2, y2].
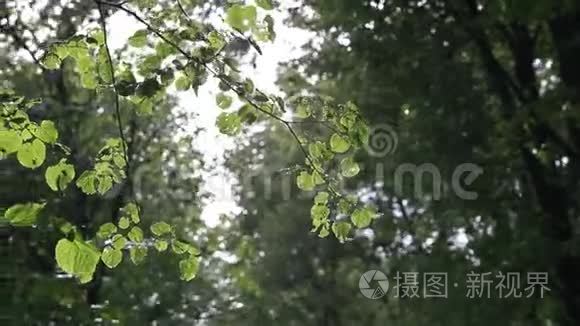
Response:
[96, 2, 130, 170]
[176, 0, 192, 22]
[0, 22, 44, 70]
[96, 1, 141, 217]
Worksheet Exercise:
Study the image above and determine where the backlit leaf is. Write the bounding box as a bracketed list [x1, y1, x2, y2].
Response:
[330, 133, 350, 153]
[226, 5, 257, 32]
[340, 157, 360, 178]
[17, 139, 46, 169]
[101, 247, 123, 268]
[216, 112, 242, 135]
[4, 202, 45, 226]
[130, 246, 148, 265]
[55, 239, 101, 283]
[332, 221, 352, 242]
[179, 255, 200, 281]
[45, 159, 75, 191]
[296, 171, 315, 191]
[151, 222, 172, 236]
[0, 130, 21, 154]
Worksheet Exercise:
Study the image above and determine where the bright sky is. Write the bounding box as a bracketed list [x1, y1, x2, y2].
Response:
[106, 1, 314, 227]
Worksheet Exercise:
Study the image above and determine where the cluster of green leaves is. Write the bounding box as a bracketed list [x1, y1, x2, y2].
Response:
[290, 98, 378, 241]
[41, 32, 112, 89]
[75, 138, 126, 195]
[40, 31, 162, 115]
[4, 0, 375, 285]
[54, 203, 200, 284]
[0, 92, 198, 283]
[226, 2, 276, 41]
[0, 92, 69, 227]
[0, 91, 59, 169]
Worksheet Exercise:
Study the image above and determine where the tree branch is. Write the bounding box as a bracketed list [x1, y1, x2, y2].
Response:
[96, 1, 141, 218]
[96, 0, 335, 190]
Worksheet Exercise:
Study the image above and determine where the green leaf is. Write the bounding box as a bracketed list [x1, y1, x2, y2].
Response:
[137, 77, 162, 96]
[330, 133, 351, 153]
[122, 203, 140, 223]
[238, 104, 258, 123]
[129, 246, 147, 265]
[34, 120, 58, 144]
[150, 221, 172, 236]
[264, 15, 276, 41]
[101, 247, 123, 269]
[256, 0, 274, 10]
[112, 152, 126, 169]
[172, 240, 193, 255]
[243, 78, 254, 94]
[338, 198, 354, 215]
[97, 175, 113, 195]
[332, 221, 352, 242]
[41, 53, 61, 69]
[340, 111, 357, 129]
[17, 139, 46, 169]
[90, 29, 105, 45]
[0, 130, 21, 154]
[138, 57, 162, 77]
[351, 206, 377, 229]
[308, 141, 333, 160]
[154, 239, 169, 252]
[311, 204, 330, 220]
[179, 256, 200, 281]
[216, 112, 242, 135]
[97, 47, 113, 84]
[116, 80, 136, 96]
[97, 222, 117, 239]
[208, 31, 226, 50]
[314, 191, 329, 204]
[216, 93, 233, 109]
[45, 160, 75, 191]
[4, 202, 45, 226]
[55, 239, 101, 283]
[76, 171, 97, 194]
[111, 234, 127, 250]
[296, 171, 315, 191]
[128, 226, 144, 243]
[128, 30, 148, 47]
[295, 102, 310, 118]
[174, 75, 191, 91]
[353, 120, 370, 145]
[312, 171, 325, 185]
[318, 226, 330, 238]
[226, 4, 257, 32]
[80, 72, 97, 90]
[340, 157, 360, 178]
[118, 217, 131, 229]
